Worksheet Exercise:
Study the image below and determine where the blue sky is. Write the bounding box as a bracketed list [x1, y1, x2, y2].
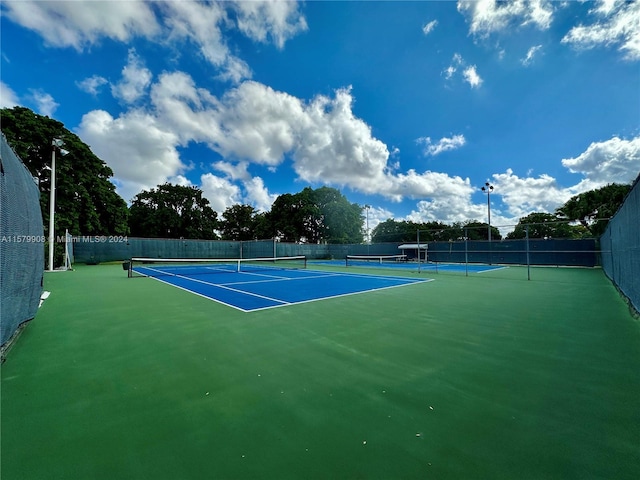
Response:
[1, 0, 639, 234]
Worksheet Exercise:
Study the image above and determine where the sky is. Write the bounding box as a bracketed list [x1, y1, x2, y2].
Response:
[1, 0, 639, 235]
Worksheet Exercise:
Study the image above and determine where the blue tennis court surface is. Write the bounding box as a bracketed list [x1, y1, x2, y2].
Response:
[135, 266, 432, 312]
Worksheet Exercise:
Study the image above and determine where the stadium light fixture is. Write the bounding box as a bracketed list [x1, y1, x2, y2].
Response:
[48, 138, 67, 272]
[481, 182, 494, 242]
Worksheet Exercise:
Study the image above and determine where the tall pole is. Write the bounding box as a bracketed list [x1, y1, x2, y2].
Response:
[48, 139, 65, 271]
[365, 204, 370, 254]
[48, 143, 57, 272]
[481, 182, 494, 242]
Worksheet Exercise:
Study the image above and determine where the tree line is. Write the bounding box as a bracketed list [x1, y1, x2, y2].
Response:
[128, 183, 364, 244]
[1, 106, 631, 264]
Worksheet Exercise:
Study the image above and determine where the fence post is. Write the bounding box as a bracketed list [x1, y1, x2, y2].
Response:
[464, 228, 469, 277]
[526, 225, 531, 281]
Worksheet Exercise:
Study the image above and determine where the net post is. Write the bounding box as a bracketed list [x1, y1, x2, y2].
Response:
[128, 258, 133, 278]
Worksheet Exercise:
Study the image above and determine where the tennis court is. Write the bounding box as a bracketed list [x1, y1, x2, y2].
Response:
[129, 256, 431, 311]
[2, 263, 639, 480]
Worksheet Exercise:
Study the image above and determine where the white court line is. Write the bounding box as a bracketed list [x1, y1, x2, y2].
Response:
[147, 270, 291, 306]
[476, 266, 509, 274]
[246, 278, 434, 313]
[136, 267, 432, 312]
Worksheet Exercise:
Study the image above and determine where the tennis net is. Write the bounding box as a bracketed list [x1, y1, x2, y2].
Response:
[128, 256, 307, 278]
[345, 254, 407, 267]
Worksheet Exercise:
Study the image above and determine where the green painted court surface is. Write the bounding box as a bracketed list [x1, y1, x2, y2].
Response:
[2, 264, 639, 479]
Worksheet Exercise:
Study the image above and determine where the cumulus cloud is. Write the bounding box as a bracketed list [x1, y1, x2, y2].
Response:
[76, 75, 108, 96]
[1, 0, 160, 50]
[462, 66, 483, 88]
[29, 89, 58, 117]
[457, 0, 554, 37]
[0, 81, 19, 108]
[417, 134, 466, 156]
[111, 49, 153, 104]
[200, 173, 242, 213]
[562, 0, 640, 61]
[78, 58, 477, 211]
[422, 20, 438, 35]
[232, 0, 308, 49]
[561, 136, 640, 185]
[243, 176, 279, 213]
[76, 109, 184, 202]
[3, 0, 308, 84]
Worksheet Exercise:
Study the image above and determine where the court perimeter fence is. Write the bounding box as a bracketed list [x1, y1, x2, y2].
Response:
[600, 173, 640, 314]
[1, 133, 44, 350]
[72, 235, 598, 269]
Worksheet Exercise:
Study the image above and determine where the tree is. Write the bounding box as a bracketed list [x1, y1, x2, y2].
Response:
[220, 204, 259, 241]
[311, 186, 363, 244]
[129, 183, 219, 239]
[1, 106, 129, 265]
[268, 187, 363, 244]
[461, 221, 502, 241]
[556, 183, 630, 237]
[371, 219, 418, 243]
[506, 212, 583, 239]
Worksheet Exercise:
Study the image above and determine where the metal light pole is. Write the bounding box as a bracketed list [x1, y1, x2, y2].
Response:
[365, 205, 370, 243]
[364, 204, 370, 254]
[48, 138, 65, 271]
[481, 182, 494, 242]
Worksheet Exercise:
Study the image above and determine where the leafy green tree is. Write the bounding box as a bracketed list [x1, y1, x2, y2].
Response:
[267, 187, 363, 243]
[220, 204, 259, 241]
[311, 186, 363, 244]
[273, 188, 323, 243]
[371, 219, 419, 243]
[129, 183, 219, 239]
[1, 106, 129, 266]
[506, 212, 582, 239]
[461, 221, 502, 241]
[556, 183, 630, 237]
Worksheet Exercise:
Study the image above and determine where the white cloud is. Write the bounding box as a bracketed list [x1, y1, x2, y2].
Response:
[78, 67, 480, 210]
[562, 0, 640, 61]
[462, 65, 483, 88]
[2, 0, 160, 50]
[443, 54, 482, 88]
[3, 0, 308, 85]
[385, 170, 474, 203]
[200, 173, 242, 213]
[76, 109, 184, 202]
[418, 134, 466, 156]
[492, 169, 570, 219]
[243, 176, 279, 213]
[29, 89, 58, 117]
[214, 161, 251, 181]
[292, 86, 392, 191]
[232, 0, 308, 49]
[561, 136, 640, 185]
[111, 49, 153, 104]
[0, 81, 19, 108]
[422, 20, 438, 35]
[457, 0, 554, 37]
[521, 44, 543, 66]
[76, 75, 108, 96]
